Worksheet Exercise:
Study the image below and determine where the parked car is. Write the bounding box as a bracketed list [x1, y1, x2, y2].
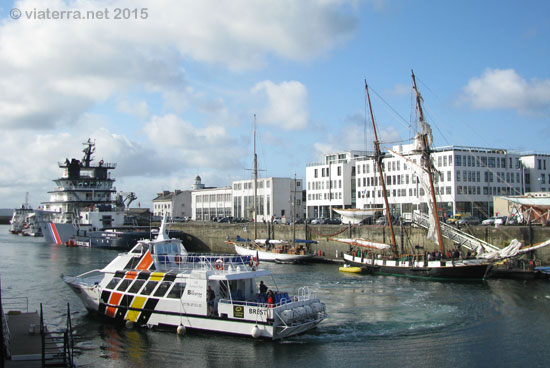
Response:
[482, 216, 507, 226]
[233, 217, 249, 223]
[311, 218, 323, 225]
[457, 216, 481, 225]
[446, 213, 469, 225]
[324, 218, 342, 225]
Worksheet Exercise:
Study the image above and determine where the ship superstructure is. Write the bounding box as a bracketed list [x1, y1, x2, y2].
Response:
[40, 139, 135, 245]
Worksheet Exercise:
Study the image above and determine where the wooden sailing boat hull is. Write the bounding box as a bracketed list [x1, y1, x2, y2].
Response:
[233, 242, 314, 262]
[344, 254, 489, 280]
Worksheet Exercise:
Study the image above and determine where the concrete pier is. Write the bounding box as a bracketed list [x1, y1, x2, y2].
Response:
[168, 222, 550, 264]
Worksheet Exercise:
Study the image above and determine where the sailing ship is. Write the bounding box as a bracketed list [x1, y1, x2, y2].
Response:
[39, 139, 139, 247]
[229, 116, 314, 262]
[64, 216, 327, 340]
[343, 73, 490, 280]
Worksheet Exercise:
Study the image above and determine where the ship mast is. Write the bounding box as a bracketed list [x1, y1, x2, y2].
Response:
[365, 81, 398, 257]
[253, 114, 258, 241]
[293, 172, 297, 247]
[411, 70, 445, 253]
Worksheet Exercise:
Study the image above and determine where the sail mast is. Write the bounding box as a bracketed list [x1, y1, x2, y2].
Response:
[411, 70, 445, 253]
[293, 172, 297, 247]
[254, 114, 258, 241]
[365, 80, 398, 257]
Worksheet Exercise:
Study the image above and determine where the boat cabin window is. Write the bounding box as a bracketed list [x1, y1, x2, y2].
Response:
[153, 281, 171, 297]
[152, 242, 182, 255]
[128, 279, 145, 294]
[140, 281, 158, 295]
[167, 282, 187, 299]
[116, 279, 132, 292]
[106, 277, 121, 290]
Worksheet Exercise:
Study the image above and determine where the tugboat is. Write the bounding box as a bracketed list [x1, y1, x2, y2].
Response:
[40, 139, 137, 246]
[64, 217, 327, 340]
[8, 193, 34, 234]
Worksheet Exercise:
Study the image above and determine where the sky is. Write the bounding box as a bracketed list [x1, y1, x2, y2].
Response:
[0, 0, 549, 209]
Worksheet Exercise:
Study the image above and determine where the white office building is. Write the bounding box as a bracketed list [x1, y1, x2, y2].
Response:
[305, 150, 367, 218]
[190, 177, 304, 222]
[231, 177, 304, 222]
[192, 186, 233, 221]
[306, 146, 550, 220]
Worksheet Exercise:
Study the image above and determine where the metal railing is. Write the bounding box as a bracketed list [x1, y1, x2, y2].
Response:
[412, 212, 499, 252]
[41, 303, 75, 368]
[153, 254, 254, 273]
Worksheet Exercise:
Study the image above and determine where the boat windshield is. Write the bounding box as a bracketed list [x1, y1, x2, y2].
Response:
[152, 241, 185, 256]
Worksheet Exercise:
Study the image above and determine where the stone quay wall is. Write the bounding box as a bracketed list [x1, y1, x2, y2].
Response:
[168, 222, 550, 264]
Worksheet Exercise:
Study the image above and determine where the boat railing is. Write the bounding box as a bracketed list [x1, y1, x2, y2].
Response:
[218, 292, 294, 309]
[152, 254, 255, 273]
[297, 286, 316, 301]
[68, 269, 104, 285]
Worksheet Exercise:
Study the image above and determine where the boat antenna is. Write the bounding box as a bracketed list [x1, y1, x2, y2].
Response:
[365, 80, 398, 257]
[82, 138, 95, 168]
[411, 70, 445, 253]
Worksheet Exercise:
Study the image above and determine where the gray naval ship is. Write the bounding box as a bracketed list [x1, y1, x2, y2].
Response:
[39, 139, 149, 249]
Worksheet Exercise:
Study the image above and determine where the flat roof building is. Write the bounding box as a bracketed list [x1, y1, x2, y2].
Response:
[306, 145, 550, 220]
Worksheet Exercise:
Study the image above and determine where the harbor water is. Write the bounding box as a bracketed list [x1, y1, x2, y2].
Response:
[1, 225, 549, 368]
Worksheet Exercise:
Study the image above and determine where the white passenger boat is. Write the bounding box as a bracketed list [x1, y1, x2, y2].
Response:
[64, 218, 327, 340]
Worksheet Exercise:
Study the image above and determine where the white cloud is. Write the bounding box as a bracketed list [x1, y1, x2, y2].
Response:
[117, 99, 150, 120]
[311, 119, 402, 161]
[143, 114, 246, 169]
[252, 80, 309, 130]
[461, 68, 550, 115]
[0, 0, 357, 130]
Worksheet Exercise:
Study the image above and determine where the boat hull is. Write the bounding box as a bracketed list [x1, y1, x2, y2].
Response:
[40, 222, 79, 245]
[65, 273, 325, 340]
[233, 243, 314, 262]
[41, 222, 186, 250]
[344, 253, 489, 280]
[339, 266, 365, 274]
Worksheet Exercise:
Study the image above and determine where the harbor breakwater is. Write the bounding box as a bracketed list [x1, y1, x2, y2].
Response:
[168, 222, 550, 264]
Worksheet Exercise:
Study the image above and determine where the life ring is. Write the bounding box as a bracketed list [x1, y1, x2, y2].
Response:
[215, 259, 224, 270]
[174, 255, 182, 265]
